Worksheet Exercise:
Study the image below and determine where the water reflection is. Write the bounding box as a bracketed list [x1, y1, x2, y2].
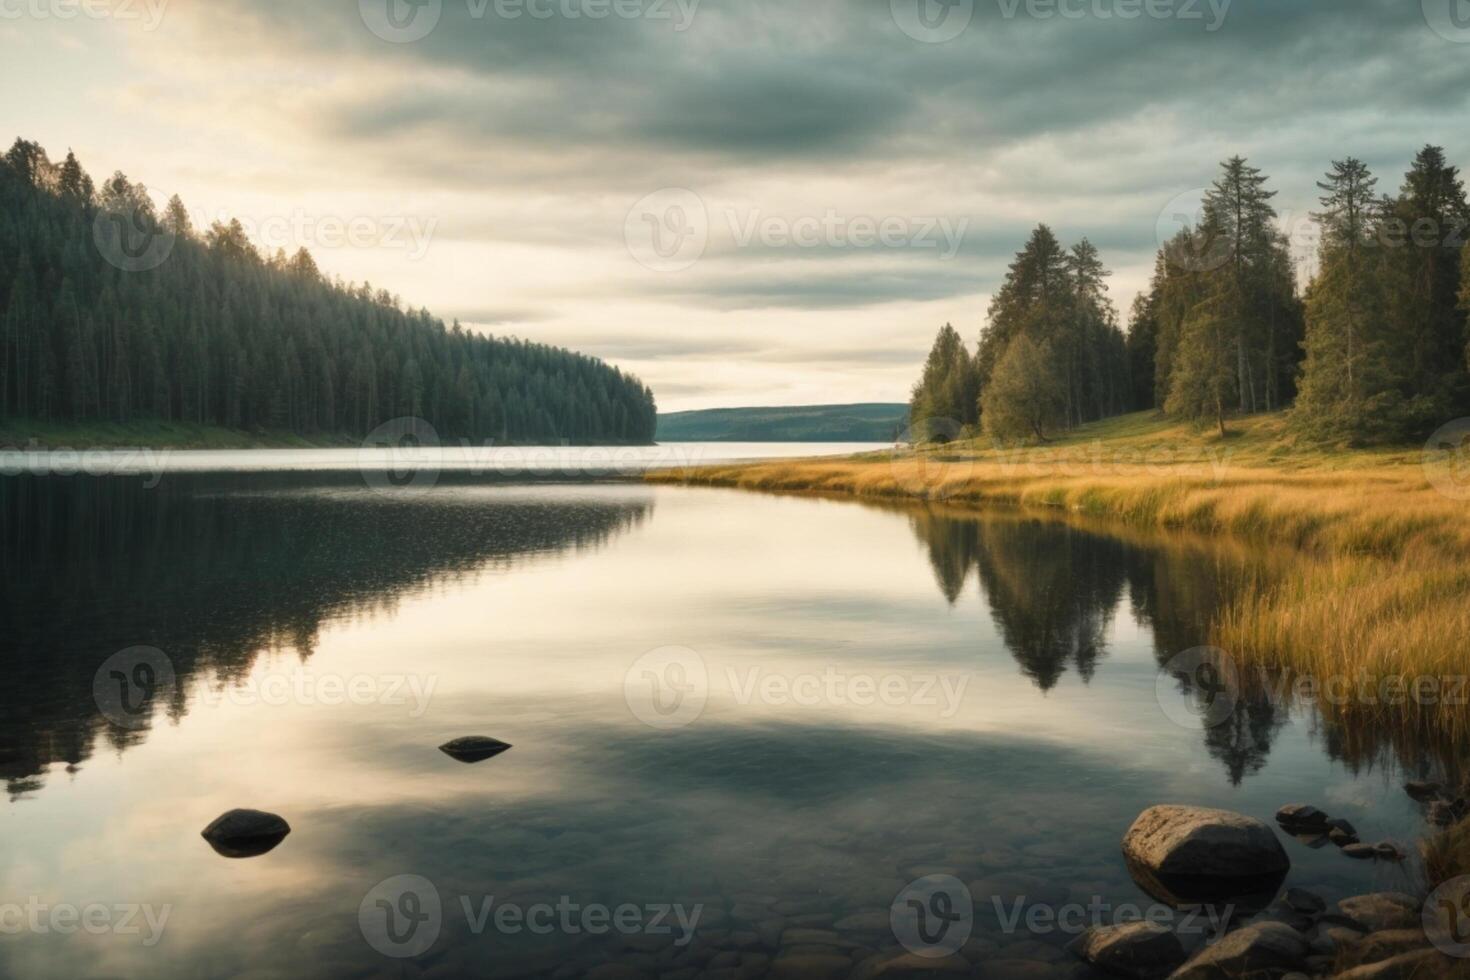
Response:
[0, 472, 653, 798]
[0, 479, 1459, 980]
[901, 503, 1451, 787]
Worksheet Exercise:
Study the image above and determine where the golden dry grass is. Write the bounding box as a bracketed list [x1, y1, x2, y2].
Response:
[651, 412, 1470, 739]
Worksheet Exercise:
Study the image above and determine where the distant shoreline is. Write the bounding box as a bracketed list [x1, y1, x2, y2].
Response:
[0, 420, 658, 452]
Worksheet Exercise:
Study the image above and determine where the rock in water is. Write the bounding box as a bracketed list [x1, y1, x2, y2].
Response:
[1067, 922, 1186, 979]
[1404, 781, 1444, 802]
[440, 736, 513, 764]
[1122, 806, 1289, 909]
[1169, 922, 1309, 980]
[1275, 804, 1330, 831]
[1342, 843, 1378, 860]
[201, 809, 291, 858]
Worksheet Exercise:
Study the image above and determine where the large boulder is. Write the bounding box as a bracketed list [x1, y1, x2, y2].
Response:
[1167, 922, 1309, 980]
[1122, 807, 1289, 909]
[1069, 922, 1187, 979]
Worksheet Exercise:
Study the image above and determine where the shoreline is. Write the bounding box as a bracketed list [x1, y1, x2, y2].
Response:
[646, 411, 1470, 743]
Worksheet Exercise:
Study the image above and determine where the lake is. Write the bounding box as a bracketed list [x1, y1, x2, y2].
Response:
[0, 459, 1445, 980]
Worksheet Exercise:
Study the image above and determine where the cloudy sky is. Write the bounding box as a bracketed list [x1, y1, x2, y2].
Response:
[4, 0, 1469, 410]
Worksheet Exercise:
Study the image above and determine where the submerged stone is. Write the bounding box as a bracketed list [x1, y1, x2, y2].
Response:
[1169, 922, 1309, 980]
[1068, 921, 1186, 979]
[201, 808, 291, 858]
[1404, 781, 1444, 802]
[1275, 804, 1330, 831]
[440, 736, 513, 764]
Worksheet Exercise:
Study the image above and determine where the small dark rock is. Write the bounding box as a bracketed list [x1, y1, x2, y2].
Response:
[1276, 804, 1330, 831]
[1373, 842, 1406, 861]
[1326, 817, 1358, 837]
[1284, 888, 1326, 916]
[1294, 832, 1333, 849]
[201, 808, 291, 858]
[440, 736, 513, 764]
[1341, 843, 1378, 860]
[1428, 802, 1454, 826]
[1329, 828, 1361, 847]
[1404, 781, 1444, 802]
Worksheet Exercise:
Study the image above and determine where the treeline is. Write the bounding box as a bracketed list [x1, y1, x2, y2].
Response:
[910, 231, 1130, 443]
[0, 139, 657, 445]
[912, 146, 1470, 445]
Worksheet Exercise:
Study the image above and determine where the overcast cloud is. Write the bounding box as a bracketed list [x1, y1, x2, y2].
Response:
[4, 0, 1469, 409]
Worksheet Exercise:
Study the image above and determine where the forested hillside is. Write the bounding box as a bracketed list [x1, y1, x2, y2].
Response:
[911, 147, 1470, 446]
[0, 139, 657, 445]
[657, 403, 907, 442]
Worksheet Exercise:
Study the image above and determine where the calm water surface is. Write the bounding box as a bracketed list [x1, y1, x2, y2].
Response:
[0, 467, 1447, 979]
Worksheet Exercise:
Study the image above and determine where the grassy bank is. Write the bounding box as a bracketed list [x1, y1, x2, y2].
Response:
[649, 411, 1470, 745]
[0, 419, 358, 450]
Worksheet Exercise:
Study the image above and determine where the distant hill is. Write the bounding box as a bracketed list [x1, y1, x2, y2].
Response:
[657, 403, 908, 442]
